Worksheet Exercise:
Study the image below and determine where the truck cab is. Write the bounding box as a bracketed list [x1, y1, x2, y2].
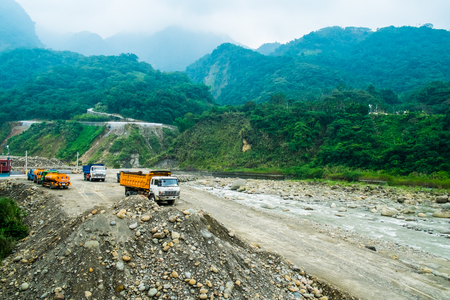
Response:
[149, 176, 180, 205]
[83, 164, 106, 181]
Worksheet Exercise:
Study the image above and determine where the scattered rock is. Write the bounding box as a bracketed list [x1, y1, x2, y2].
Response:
[433, 209, 450, 218]
[381, 207, 398, 217]
[230, 179, 246, 190]
[436, 195, 449, 203]
[84, 241, 100, 248]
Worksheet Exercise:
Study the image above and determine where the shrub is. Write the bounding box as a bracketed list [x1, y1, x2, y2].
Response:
[0, 197, 28, 261]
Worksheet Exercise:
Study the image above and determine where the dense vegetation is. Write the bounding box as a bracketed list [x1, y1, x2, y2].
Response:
[186, 43, 349, 105]
[6, 121, 104, 161]
[275, 26, 450, 93]
[0, 0, 42, 52]
[0, 197, 28, 262]
[163, 88, 450, 185]
[0, 49, 214, 124]
[186, 26, 450, 107]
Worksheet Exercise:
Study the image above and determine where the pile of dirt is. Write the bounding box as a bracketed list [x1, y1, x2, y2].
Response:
[0, 180, 353, 300]
[4, 156, 69, 171]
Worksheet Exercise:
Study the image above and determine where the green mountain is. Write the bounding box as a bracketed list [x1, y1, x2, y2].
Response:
[186, 43, 348, 105]
[0, 0, 43, 51]
[186, 26, 450, 106]
[0, 49, 214, 124]
[39, 26, 235, 72]
[271, 26, 372, 57]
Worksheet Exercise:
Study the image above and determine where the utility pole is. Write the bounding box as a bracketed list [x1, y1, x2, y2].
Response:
[25, 151, 27, 176]
[76, 152, 79, 172]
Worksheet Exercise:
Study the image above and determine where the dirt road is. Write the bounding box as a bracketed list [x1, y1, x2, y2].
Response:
[8, 172, 450, 299]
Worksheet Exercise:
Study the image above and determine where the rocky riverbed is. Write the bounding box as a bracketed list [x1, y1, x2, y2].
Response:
[185, 178, 450, 275]
[0, 179, 353, 300]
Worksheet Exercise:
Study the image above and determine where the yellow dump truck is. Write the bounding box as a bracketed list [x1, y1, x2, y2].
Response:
[120, 170, 179, 205]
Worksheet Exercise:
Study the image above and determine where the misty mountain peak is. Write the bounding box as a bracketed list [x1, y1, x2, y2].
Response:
[0, 0, 43, 51]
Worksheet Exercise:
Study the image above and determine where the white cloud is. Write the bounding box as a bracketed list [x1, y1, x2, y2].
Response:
[16, 0, 450, 48]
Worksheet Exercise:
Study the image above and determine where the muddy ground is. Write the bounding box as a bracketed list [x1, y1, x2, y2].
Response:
[0, 171, 449, 299]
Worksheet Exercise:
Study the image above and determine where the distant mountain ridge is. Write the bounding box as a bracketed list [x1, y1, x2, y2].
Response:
[0, 0, 43, 51]
[39, 26, 236, 72]
[186, 26, 450, 105]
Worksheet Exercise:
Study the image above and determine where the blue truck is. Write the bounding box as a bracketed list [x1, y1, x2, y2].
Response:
[27, 169, 34, 180]
[83, 164, 106, 182]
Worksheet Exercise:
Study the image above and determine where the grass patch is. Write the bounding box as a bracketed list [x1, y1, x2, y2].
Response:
[0, 197, 28, 262]
[57, 124, 105, 161]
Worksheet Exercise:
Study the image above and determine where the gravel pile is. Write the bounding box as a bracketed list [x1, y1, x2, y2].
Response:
[4, 156, 69, 171]
[0, 180, 353, 300]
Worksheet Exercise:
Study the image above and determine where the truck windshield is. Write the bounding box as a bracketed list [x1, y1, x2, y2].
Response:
[160, 179, 178, 187]
[93, 167, 105, 171]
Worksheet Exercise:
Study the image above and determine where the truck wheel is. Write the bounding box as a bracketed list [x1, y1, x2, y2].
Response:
[167, 200, 175, 206]
[89, 177, 92, 182]
[149, 194, 156, 201]
[125, 191, 131, 196]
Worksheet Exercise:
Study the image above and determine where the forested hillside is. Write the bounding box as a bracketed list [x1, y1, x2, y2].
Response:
[186, 26, 450, 107]
[0, 49, 214, 124]
[186, 43, 349, 105]
[161, 88, 450, 180]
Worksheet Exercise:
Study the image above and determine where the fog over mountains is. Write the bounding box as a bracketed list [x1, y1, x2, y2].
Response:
[38, 26, 236, 72]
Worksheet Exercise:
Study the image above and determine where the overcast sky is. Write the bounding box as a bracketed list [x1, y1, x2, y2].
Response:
[15, 0, 450, 48]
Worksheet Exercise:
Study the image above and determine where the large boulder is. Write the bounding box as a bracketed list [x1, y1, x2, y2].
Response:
[433, 209, 450, 218]
[381, 207, 398, 217]
[230, 179, 246, 190]
[435, 195, 449, 203]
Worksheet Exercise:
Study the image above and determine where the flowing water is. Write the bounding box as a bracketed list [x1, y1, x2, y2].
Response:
[189, 184, 450, 259]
